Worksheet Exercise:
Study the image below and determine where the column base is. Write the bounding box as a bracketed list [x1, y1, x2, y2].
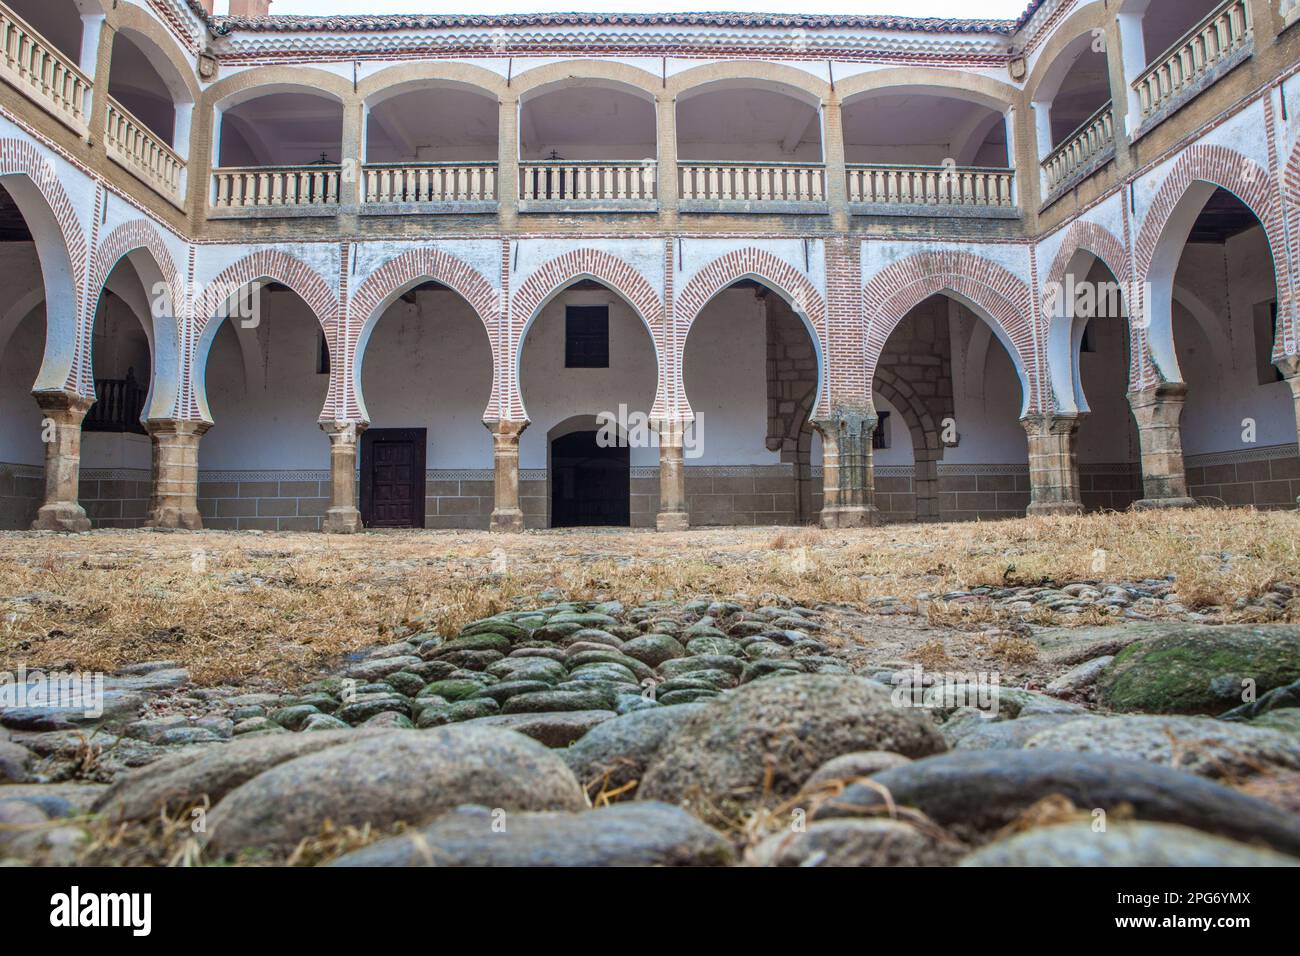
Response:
[1026, 502, 1084, 517]
[490, 509, 525, 533]
[820, 505, 879, 529]
[1132, 496, 1198, 511]
[144, 506, 203, 531]
[323, 507, 364, 534]
[31, 503, 90, 533]
[656, 510, 689, 532]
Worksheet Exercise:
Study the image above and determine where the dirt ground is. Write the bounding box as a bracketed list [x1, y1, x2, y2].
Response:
[0, 507, 1297, 688]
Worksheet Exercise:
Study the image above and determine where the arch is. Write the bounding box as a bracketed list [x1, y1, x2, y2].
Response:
[675, 247, 829, 419]
[358, 62, 506, 105]
[1134, 144, 1291, 381]
[511, 61, 660, 100]
[188, 250, 339, 423]
[105, 3, 200, 102]
[1024, 2, 1113, 104]
[205, 69, 352, 114]
[1043, 219, 1140, 411]
[349, 248, 502, 422]
[669, 61, 829, 104]
[837, 68, 1017, 114]
[0, 139, 87, 395]
[863, 250, 1038, 416]
[86, 220, 184, 421]
[874, 367, 944, 520]
[1284, 137, 1300, 352]
[508, 248, 664, 422]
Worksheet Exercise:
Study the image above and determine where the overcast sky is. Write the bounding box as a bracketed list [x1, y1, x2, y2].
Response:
[240, 1, 1029, 19]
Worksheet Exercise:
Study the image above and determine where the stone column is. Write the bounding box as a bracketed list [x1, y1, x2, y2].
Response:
[1279, 355, 1300, 465]
[1127, 382, 1197, 509]
[486, 419, 527, 532]
[821, 97, 850, 232]
[498, 92, 520, 228]
[144, 419, 209, 529]
[655, 93, 679, 228]
[322, 421, 365, 533]
[654, 419, 689, 531]
[812, 409, 879, 528]
[338, 98, 365, 210]
[31, 391, 92, 532]
[1022, 413, 1085, 516]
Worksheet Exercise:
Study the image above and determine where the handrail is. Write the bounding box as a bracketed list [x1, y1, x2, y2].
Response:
[0, 1, 91, 134]
[105, 95, 184, 201]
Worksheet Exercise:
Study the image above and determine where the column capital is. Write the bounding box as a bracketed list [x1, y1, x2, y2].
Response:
[32, 389, 93, 420]
[1021, 412, 1084, 437]
[1276, 354, 1300, 381]
[146, 418, 212, 439]
[321, 420, 368, 443]
[484, 418, 529, 440]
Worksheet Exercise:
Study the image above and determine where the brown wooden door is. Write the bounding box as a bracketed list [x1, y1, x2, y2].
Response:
[360, 428, 426, 528]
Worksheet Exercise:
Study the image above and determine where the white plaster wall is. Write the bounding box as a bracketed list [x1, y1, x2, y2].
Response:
[1174, 226, 1294, 455]
[683, 288, 783, 466]
[361, 289, 494, 468]
[198, 293, 331, 470]
[944, 338, 1029, 464]
[518, 288, 658, 469]
[871, 393, 914, 467]
[0, 307, 45, 465]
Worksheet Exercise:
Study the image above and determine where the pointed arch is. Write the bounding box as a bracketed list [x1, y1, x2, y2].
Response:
[508, 248, 664, 422]
[1133, 144, 1292, 381]
[675, 247, 829, 419]
[1043, 219, 1145, 411]
[85, 220, 184, 421]
[0, 138, 88, 394]
[349, 247, 501, 422]
[863, 249, 1039, 415]
[188, 250, 339, 422]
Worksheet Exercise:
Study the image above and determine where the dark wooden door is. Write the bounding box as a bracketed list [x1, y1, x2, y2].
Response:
[551, 430, 630, 527]
[360, 428, 426, 528]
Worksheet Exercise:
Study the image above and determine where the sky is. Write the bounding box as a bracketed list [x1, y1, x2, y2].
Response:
[240, 1, 1030, 20]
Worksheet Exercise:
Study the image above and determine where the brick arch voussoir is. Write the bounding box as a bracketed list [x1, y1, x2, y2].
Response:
[0, 139, 90, 393]
[675, 247, 828, 342]
[1046, 220, 1132, 289]
[1134, 143, 1292, 363]
[195, 251, 339, 341]
[88, 219, 182, 312]
[350, 248, 499, 335]
[864, 252, 1037, 411]
[510, 248, 664, 336]
[507, 248, 664, 421]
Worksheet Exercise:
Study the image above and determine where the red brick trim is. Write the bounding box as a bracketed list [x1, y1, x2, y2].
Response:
[184, 250, 339, 420]
[1043, 218, 1155, 392]
[507, 247, 664, 420]
[0, 137, 89, 393]
[1134, 144, 1293, 361]
[675, 246, 830, 416]
[863, 249, 1040, 412]
[347, 246, 502, 422]
[1284, 134, 1300, 356]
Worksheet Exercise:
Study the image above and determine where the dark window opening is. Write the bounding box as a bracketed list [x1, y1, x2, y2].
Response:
[1080, 321, 1096, 354]
[1255, 301, 1283, 385]
[317, 329, 330, 375]
[872, 410, 891, 450]
[565, 306, 609, 368]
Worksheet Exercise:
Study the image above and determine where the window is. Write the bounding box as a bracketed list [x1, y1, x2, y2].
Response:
[317, 329, 330, 375]
[1254, 301, 1282, 385]
[565, 306, 609, 368]
[1079, 321, 1096, 354]
[872, 410, 891, 450]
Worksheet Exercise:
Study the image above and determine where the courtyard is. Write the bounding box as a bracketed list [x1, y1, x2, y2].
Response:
[1, 508, 1298, 867]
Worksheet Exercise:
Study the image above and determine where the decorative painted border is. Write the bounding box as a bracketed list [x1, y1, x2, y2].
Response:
[1183, 443, 1300, 468]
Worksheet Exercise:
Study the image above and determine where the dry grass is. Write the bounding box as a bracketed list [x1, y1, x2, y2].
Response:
[0, 507, 1296, 688]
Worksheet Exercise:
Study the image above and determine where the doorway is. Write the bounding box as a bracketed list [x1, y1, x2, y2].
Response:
[550, 430, 630, 527]
[360, 428, 426, 528]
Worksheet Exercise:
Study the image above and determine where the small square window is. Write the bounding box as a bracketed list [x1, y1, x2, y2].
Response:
[872, 410, 891, 450]
[1254, 301, 1283, 385]
[565, 306, 609, 368]
[317, 330, 330, 375]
